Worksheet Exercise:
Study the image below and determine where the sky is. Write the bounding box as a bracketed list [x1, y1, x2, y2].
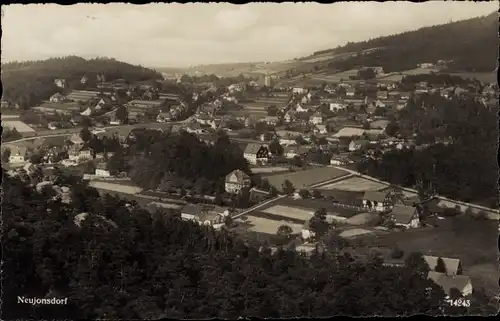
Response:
[1, 2, 498, 68]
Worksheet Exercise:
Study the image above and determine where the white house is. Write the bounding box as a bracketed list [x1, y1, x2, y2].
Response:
[362, 191, 392, 212]
[9, 146, 28, 164]
[301, 220, 316, 241]
[181, 204, 227, 230]
[293, 87, 308, 95]
[95, 162, 111, 177]
[225, 169, 251, 194]
[309, 112, 324, 125]
[49, 93, 65, 103]
[243, 143, 270, 165]
[329, 100, 347, 112]
[348, 139, 369, 151]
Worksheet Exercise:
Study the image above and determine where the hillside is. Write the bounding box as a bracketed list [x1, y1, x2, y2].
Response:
[1, 56, 163, 108]
[311, 12, 498, 73]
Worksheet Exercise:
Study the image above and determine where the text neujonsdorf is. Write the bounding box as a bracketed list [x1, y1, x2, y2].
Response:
[17, 296, 68, 305]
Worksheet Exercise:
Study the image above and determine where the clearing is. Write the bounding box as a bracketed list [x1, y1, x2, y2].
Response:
[251, 166, 290, 174]
[3, 120, 36, 133]
[235, 215, 303, 235]
[318, 176, 388, 192]
[88, 181, 144, 194]
[264, 166, 349, 191]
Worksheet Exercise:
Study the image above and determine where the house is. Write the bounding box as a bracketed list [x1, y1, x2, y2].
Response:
[390, 204, 420, 228]
[284, 110, 296, 123]
[264, 116, 280, 125]
[95, 162, 111, 177]
[243, 143, 270, 165]
[68, 145, 93, 162]
[69, 134, 85, 146]
[293, 87, 307, 95]
[362, 191, 392, 212]
[346, 88, 356, 97]
[156, 112, 171, 123]
[49, 93, 65, 103]
[48, 122, 59, 130]
[301, 220, 316, 240]
[9, 146, 28, 163]
[348, 139, 369, 151]
[225, 169, 251, 194]
[330, 154, 350, 166]
[427, 271, 472, 298]
[295, 103, 309, 113]
[54, 78, 66, 88]
[313, 124, 328, 135]
[329, 100, 347, 112]
[376, 91, 388, 100]
[423, 256, 462, 276]
[284, 146, 310, 159]
[180, 204, 226, 229]
[309, 112, 324, 125]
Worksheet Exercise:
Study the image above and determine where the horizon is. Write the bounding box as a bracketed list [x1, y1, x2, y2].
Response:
[1, 3, 497, 69]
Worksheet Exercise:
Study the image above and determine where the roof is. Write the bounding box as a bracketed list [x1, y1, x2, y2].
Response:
[284, 145, 311, 155]
[10, 146, 28, 157]
[70, 134, 84, 144]
[363, 191, 388, 203]
[225, 169, 250, 183]
[370, 119, 390, 129]
[427, 271, 471, 296]
[423, 256, 461, 275]
[244, 143, 266, 155]
[391, 204, 417, 224]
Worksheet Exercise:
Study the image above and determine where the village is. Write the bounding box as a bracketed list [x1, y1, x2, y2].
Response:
[1, 64, 499, 301]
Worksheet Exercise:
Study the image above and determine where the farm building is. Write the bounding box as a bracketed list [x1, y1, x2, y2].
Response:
[66, 90, 100, 102]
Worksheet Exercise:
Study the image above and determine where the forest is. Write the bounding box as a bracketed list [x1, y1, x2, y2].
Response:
[318, 12, 497, 73]
[358, 92, 498, 208]
[107, 130, 251, 194]
[4, 169, 497, 320]
[1, 56, 162, 108]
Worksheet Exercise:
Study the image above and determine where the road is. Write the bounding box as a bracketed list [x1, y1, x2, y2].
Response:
[3, 117, 194, 147]
[232, 195, 286, 220]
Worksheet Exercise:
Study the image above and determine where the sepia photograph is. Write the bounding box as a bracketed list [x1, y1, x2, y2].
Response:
[1, 2, 499, 319]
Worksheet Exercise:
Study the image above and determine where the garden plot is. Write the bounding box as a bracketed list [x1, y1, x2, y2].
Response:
[262, 205, 314, 222]
[3, 120, 36, 133]
[319, 176, 388, 192]
[237, 215, 303, 235]
[89, 181, 144, 194]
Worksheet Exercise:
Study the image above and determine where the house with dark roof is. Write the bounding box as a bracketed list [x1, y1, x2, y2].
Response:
[390, 204, 420, 228]
[423, 255, 462, 276]
[362, 191, 392, 212]
[225, 169, 251, 194]
[243, 143, 269, 165]
[427, 271, 472, 298]
[284, 145, 311, 159]
[180, 204, 227, 229]
[348, 139, 370, 151]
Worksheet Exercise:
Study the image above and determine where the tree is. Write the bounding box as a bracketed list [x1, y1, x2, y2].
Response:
[391, 245, 404, 259]
[80, 127, 92, 142]
[435, 257, 447, 273]
[405, 252, 430, 275]
[311, 189, 322, 199]
[267, 105, 278, 116]
[269, 139, 283, 156]
[309, 208, 329, 239]
[269, 186, 278, 197]
[281, 180, 295, 195]
[29, 153, 43, 164]
[385, 121, 399, 137]
[2, 148, 11, 163]
[114, 105, 129, 123]
[276, 225, 293, 239]
[298, 189, 310, 199]
[260, 178, 271, 191]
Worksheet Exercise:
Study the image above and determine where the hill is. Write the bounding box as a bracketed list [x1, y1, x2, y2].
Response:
[1, 56, 163, 108]
[310, 11, 498, 73]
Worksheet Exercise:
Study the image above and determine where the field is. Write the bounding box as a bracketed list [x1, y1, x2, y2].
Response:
[358, 215, 498, 295]
[261, 205, 314, 222]
[88, 181, 144, 194]
[251, 166, 290, 174]
[377, 74, 405, 82]
[2, 120, 36, 133]
[1, 114, 20, 120]
[339, 228, 375, 238]
[445, 72, 496, 84]
[235, 215, 303, 235]
[318, 176, 388, 192]
[401, 67, 442, 75]
[310, 69, 360, 83]
[264, 166, 349, 191]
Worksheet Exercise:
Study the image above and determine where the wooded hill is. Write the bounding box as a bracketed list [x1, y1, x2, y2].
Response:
[313, 12, 498, 73]
[1, 56, 163, 108]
